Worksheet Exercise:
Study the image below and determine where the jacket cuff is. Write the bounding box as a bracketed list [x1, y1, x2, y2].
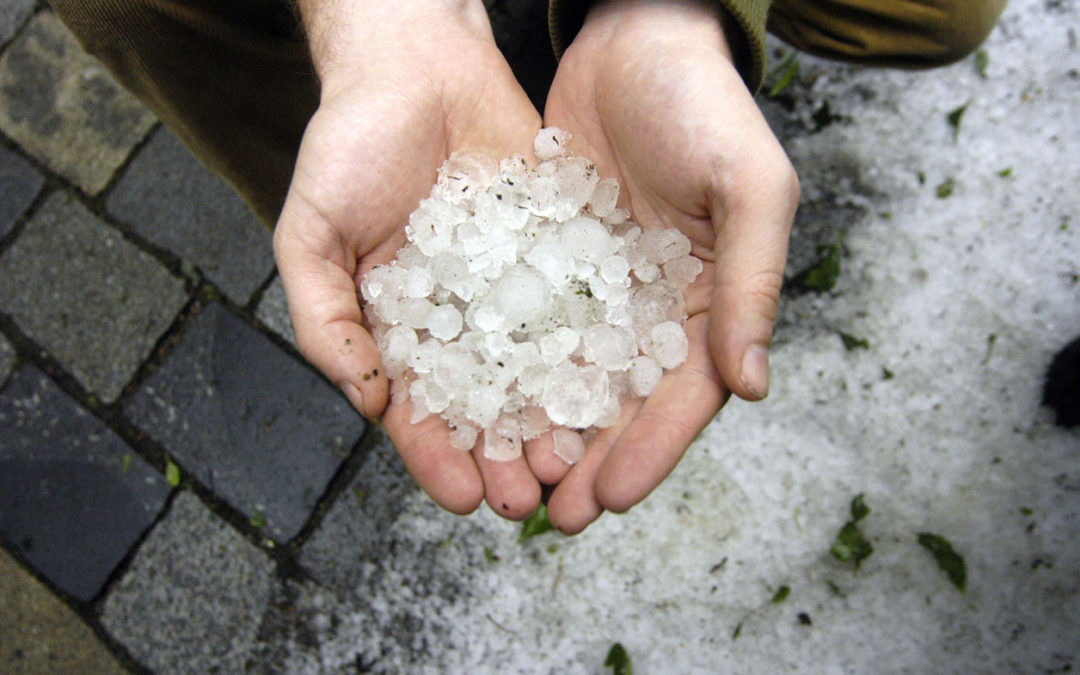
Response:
[548, 0, 772, 94]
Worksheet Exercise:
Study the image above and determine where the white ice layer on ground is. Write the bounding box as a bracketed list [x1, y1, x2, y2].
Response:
[361, 130, 703, 461]
[288, 2, 1079, 672]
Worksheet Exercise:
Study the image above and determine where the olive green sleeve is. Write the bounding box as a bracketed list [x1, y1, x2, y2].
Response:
[548, 0, 773, 93]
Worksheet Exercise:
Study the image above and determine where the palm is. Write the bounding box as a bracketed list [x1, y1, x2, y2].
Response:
[537, 7, 797, 532]
[275, 39, 545, 518]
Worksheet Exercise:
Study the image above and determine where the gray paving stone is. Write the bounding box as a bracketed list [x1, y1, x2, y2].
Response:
[100, 491, 276, 675]
[124, 303, 365, 542]
[0, 191, 188, 403]
[0, 0, 35, 47]
[255, 275, 297, 348]
[0, 366, 171, 602]
[0, 11, 156, 195]
[1, 549, 128, 675]
[0, 332, 14, 383]
[107, 128, 274, 305]
[0, 143, 43, 238]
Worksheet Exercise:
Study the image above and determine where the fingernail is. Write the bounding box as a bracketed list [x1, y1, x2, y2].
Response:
[740, 344, 770, 399]
[340, 382, 365, 415]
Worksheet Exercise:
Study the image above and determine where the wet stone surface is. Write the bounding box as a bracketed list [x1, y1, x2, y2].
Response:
[0, 12, 155, 194]
[0, 332, 14, 383]
[0, 366, 171, 602]
[100, 491, 276, 674]
[0, 0, 35, 47]
[0, 143, 43, 238]
[254, 275, 297, 348]
[0, 190, 188, 403]
[107, 127, 274, 305]
[124, 302, 365, 542]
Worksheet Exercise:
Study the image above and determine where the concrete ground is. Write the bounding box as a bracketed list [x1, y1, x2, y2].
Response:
[1, 1, 1077, 674]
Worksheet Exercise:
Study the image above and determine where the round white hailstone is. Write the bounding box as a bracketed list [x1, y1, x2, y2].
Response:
[359, 128, 704, 460]
[542, 362, 609, 429]
[552, 427, 586, 465]
[449, 424, 479, 451]
[491, 265, 551, 329]
[426, 304, 463, 341]
[646, 321, 690, 370]
[628, 355, 663, 397]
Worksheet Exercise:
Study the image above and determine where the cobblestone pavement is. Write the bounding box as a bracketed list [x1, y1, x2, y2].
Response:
[0, 4, 378, 673]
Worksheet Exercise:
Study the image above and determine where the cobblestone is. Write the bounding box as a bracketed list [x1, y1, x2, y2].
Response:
[0, 190, 188, 402]
[0, 143, 43, 238]
[124, 302, 365, 542]
[107, 127, 274, 305]
[0, 332, 14, 383]
[255, 275, 297, 348]
[0, 366, 171, 602]
[0, 11, 155, 194]
[0, 0, 35, 47]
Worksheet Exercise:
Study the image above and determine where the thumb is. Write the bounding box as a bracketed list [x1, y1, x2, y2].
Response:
[708, 156, 799, 401]
[273, 199, 389, 419]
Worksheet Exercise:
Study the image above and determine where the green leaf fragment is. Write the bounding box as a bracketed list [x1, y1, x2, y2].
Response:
[250, 510, 268, 529]
[936, 178, 955, 199]
[946, 101, 970, 138]
[917, 532, 967, 591]
[850, 493, 870, 522]
[839, 332, 870, 351]
[975, 49, 989, 77]
[831, 521, 874, 568]
[165, 457, 181, 487]
[882, 366, 895, 380]
[484, 546, 498, 563]
[121, 454, 132, 474]
[604, 643, 633, 675]
[771, 585, 791, 604]
[792, 240, 843, 292]
[998, 167, 1013, 178]
[1019, 506, 1034, 516]
[520, 504, 556, 541]
[732, 620, 744, 640]
[767, 52, 800, 98]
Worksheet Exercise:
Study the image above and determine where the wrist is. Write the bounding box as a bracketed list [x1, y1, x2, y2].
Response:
[578, 0, 734, 63]
[297, 0, 494, 96]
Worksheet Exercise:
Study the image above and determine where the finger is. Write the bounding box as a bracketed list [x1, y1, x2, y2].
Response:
[546, 398, 643, 534]
[472, 434, 542, 521]
[523, 428, 574, 485]
[708, 145, 799, 401]
[274, 199, 390, 418]
[382, 396, 485, 516]
[595, 314, 729, 513]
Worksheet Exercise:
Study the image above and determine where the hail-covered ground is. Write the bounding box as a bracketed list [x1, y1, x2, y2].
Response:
[277, 1, 1080, 672]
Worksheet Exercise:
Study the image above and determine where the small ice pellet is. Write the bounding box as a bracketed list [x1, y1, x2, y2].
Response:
[552, 428, 586, 465]
[600, 255, 630, 284]
[663, 255, 704, 288]
[426, 304, 463, 341]
[629, 355, 663, 397]
[450, 424, 478, 451]
[534, 127, 571, 161]
[587, 178, 620, 218]
[646, 321, 690, 369]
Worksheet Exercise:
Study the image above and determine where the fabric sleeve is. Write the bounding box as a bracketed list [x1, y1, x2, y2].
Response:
[548, 0, 773, 93]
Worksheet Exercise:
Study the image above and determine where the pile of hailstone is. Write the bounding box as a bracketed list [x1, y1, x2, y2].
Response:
[361, 128, 702, 463]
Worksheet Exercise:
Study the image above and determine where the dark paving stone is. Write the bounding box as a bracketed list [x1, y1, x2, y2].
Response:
[100, 492, 276, 674]
[0, 332, 14, 383]
[124, 303, 365, 542]
[0, 190, 189, 403]
[0, 366, 171, 602]
[0, 12, 156, 195]
[0, 0, 35, 47]
[254, 275, 296, 348]
[0, 144, 43, 238]
[107, 128, 274, 305]
[0, 549, 128, 675]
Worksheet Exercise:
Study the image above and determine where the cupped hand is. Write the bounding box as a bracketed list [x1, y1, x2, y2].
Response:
[537, 0, 800, 532]
[274, 1, 544, 519]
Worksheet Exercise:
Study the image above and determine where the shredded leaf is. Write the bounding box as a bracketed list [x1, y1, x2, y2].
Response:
[850, 493, 870, 522]
[767, 52, 800, 98]
[604, 643, 633, 675]
[732, 620, 744, 640]
[121, 454, 132, 474]
[839, 332, 870, 351]
[771, 585, 791, 604]
[882, 366, 895, 380]
[974, 49, 989, 77]
[520, 504, 556, 541]
[936, 178, 955, 199]
[998, 167, 1013, 178]
[946, 101, 970, 138]
[917, 533, 967, 591]
[484, 547, 498, 563]
[165, 457, 181, 487]
[831, 522, 874, 569]
[250, 510, 268, 529]
[792, 240, 843, 292]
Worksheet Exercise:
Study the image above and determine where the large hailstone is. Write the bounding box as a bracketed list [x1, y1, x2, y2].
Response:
[361, 128, 704, 463]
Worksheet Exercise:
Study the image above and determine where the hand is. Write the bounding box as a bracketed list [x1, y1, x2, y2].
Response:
[273, 1, 545, 519]
[537, 0, 799, 532]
